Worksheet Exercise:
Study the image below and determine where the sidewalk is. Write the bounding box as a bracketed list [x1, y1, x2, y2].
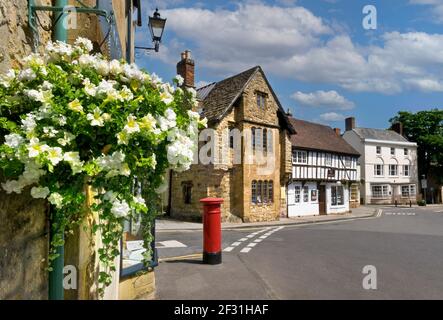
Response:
[156, 205, 378, 232]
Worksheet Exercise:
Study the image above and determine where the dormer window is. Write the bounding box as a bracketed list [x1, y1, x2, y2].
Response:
[256, 91, 267, 109]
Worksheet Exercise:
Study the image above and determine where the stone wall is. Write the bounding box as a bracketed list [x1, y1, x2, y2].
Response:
[0, 0, 52, 300]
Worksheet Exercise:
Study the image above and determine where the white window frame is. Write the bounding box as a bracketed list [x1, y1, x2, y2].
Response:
[376, 146, 381, 154]
[391, 147, 395, 155]
[401, 185, 416, 198]
[293, 150, 307, 164]
[372, 185, 389, 198]
[374, 164, 384, 176]
[403, 165, 410, 176]
[294, 186, 301, 203]
[331, 185, 344, 206]
[389, 164, 398, 176]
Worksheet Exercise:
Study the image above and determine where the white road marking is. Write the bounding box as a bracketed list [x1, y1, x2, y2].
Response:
[259, 235, 268, 239]
[247, 243, 257, 247]
[224, 226, 284, 253]
[240, 226, 285, 254]
[157, 240, 187, 248]
[224, 247, 234, 252]
[232, 242, 241, 246]
[253, 239, 263, 243]
[240, 247, 251, 253]
[239, 238, 248, 242]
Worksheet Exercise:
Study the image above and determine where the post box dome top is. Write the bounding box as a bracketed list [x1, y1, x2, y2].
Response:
[200, 197, 224, 204]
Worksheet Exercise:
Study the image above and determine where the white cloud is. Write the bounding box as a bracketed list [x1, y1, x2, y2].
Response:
[291, 90, 355, 110]
[410, 0, 443, 23]
[319, 112, 346, 122]
[156, 3, 443, 94]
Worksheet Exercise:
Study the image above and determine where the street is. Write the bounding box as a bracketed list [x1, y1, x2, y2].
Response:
[155, 206, 443, 299]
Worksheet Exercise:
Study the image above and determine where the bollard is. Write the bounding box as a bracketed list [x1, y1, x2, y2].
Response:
[410, 200, 412, 208]
[200, 197, 223, 265]
[395, 200, 397, 207]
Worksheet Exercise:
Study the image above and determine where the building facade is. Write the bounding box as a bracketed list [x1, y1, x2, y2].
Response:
[169, 52, 295, 222]
[342, 117, 419, 205]
[287, 118, 360, 217]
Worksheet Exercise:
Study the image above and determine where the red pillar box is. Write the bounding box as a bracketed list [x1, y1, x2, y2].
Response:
[200, 197, 224, 265]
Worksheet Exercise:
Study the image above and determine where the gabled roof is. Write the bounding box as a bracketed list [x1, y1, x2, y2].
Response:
[351, 128, 409, 142]
[289, 117, 360, 156]
[196, 66, 295, 133]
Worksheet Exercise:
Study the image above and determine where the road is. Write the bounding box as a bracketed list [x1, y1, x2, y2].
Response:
[155, 206, 443, 299]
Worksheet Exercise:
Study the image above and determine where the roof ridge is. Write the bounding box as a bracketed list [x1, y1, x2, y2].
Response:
[215, 65, 260, 85]
[196, 81, 216, 91]
[292, 117, 334, 129]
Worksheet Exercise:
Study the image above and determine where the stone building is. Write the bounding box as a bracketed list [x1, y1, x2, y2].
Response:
[169, 52, 295, 222]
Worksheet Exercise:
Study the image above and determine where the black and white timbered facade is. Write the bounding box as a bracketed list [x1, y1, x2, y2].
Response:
[287, 118, 360, 217]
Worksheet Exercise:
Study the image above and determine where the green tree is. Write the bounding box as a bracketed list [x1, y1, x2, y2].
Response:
[390, 109, 443, 184]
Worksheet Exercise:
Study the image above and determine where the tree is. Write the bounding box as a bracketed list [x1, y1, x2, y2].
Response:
[390, 109, 443, 184]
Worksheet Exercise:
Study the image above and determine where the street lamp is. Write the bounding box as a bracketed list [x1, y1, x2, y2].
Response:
[135, 8, 166, 52]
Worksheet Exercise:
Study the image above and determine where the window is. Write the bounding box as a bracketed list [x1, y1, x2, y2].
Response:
[345, 157, 351, 168]
[376, 146, 381, 154]
[311, 189, 318, 202]
[229, 126, 235, 149]
[182, 181, 192, 204]
[374, 164, 384, 176]
[389, 164, 398, 176]
[372, 185, 389, 198]
[252, 180, 257, 203]
[257, 180, 263, 203]
[404, 148, 408, 156]
[256, 92, 266, 109]
[267, 130, 273, 152]
[293, 150, 307, 164]
[252, 180, 274, 204]
[303, 186, 309, 202]
[263, 180, 268, 203]
[268, 181, 273, 203]
[391, 147, 395, 155]
[331, 185, 344, 206]
[294, 186, 301, 203]
[403, 165, 410, 176]
[325, 154, 332, 166]
[263, 129, 267, 153]
[401, 185, 416, 197]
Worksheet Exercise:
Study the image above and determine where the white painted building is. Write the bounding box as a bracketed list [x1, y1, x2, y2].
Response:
[287, 118, 360, 217]
[342, 117, 419, 205]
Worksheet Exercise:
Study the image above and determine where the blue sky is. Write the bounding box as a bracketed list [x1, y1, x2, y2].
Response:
[135, 0, 443, 131]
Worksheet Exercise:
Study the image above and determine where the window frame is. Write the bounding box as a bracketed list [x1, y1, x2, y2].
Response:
[293, 150, 308, 164]
[390, 147, 395, 156]
[376, 146, 381, 154]
[372, 185, 389, 198]
[389, 164, 398, 176]
[374, 164, 384, 176]
[294, 185, 301, 203]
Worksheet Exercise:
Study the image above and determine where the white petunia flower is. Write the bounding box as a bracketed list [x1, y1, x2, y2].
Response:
[74, 37, 93, 52]
[28, 138, 49, 158]
[123, 115, 140, 134]
[87, 107, 108, 127]
[21, 115, 37, 133]
[68, 99, 83, 113]
[47, 147, 63, 165]
[174, 74, 184, 86]
[83, 78, 97, 96]
[18, 68, 36, 81]
[0, 69, 16, 87]
[109, 59, 123, 75]
[48, 192, 64, 208]
[31, 186, 50, 199]
[111, 199, 130, 218]
[5, 133, 24, 148]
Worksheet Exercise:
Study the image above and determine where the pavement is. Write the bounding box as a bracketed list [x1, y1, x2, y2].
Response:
[154, 204, 443, 299]
[156, 205, 378, 232]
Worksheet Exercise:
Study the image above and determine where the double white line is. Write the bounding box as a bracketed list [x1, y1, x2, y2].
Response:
[224, 226, 285, 253]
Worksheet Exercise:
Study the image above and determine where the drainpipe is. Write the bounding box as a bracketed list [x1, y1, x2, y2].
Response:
[126, 0, 133, 63]
[48, 0, 67, 301]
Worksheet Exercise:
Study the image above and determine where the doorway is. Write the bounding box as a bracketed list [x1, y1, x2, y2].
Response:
[319, 185, 326, 215]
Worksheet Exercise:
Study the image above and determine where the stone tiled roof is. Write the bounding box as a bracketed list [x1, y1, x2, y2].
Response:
[289, 117, 360, 156]
[196, 66, 295, 133]
[352, 128, 409, 142]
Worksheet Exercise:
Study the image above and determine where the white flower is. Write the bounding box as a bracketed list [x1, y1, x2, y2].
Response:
[22, 53, 44, 68]
[111, 199, 130, 218]
[78, 54, 96, 67]
[28, 138, 49, 158]
[1, 180, 23, 194]
[0, 69, 16, 87]
[95, 59, 110, 76]
[31, 186, 50, 199]
[68, 99, 84, 113]
[87, 107, 109, 127]
[139, 114, 157, 131]
[5, 133, 24, 148]
[48, 192, 64, 208]
[47, 147, 63, 165]
[63, 152, 83, 174]
[74, 37, 93, 52]
[119, 86, 133, 101]
[187, 87, 197, 98]
[18, 68, 36, 81]
[133, 195, 145, 205]
[109, 59, 123, 75]
[103, 190, 118, 202]
[57, 132, 75, 146]
[41, 81, 53, 90]
[174, 74, 184, 86]
[21, 115, 37, 133]
[116, 131, 129, 145]
[58, 116, 67, 126]
[83, 78, 97, 96]
[124, 115, 140, 134]
[96, 79, 116, 96]
[160, 90, 174, 105]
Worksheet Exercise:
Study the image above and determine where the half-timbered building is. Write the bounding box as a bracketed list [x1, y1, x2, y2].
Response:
[287, 117, 360, 217]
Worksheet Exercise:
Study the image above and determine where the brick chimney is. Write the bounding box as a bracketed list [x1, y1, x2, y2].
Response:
[176, 50, 195, 88]
[391, 122, 403, 136]
[345, 117, 355, 132]
[333, 128, 341, 136]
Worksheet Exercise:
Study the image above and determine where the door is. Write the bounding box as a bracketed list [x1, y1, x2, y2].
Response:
[319, 185, 326, 215]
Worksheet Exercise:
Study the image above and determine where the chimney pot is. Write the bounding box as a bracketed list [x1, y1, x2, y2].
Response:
[334, 128, 341, 136]
[177, 50, 195, 88]
[345, 117, 355, 132]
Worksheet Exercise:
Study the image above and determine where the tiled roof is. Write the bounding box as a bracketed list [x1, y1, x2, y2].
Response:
[196, 66, 258, 121]
[196, 66, 295, 133]
[352, 128, 409, 142]
[289, 117, 360, 156]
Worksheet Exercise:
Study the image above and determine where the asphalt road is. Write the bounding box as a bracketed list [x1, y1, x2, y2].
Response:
[155, 206, 443, 299]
